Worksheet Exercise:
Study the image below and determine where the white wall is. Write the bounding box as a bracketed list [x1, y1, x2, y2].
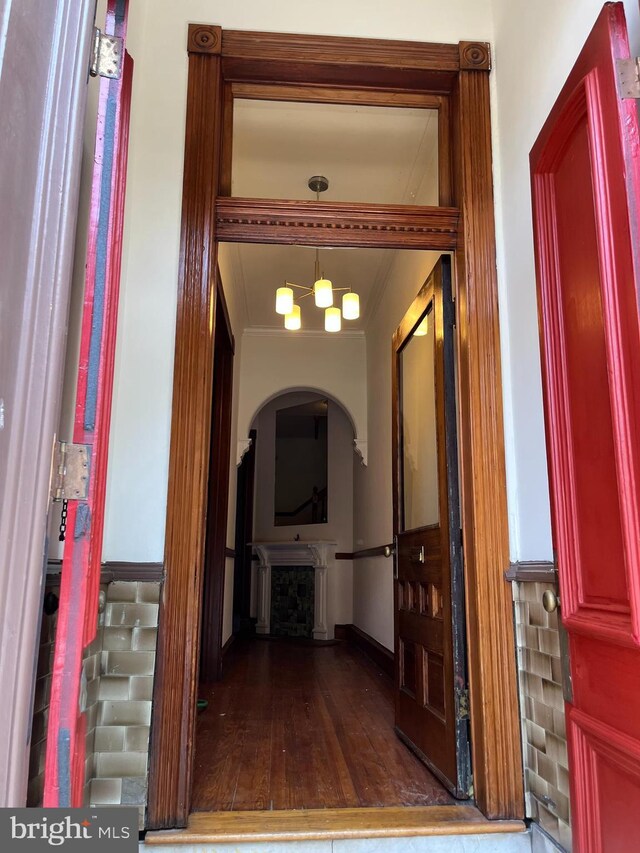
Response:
[490, 0, 640, 560]
[353, 250, 441, 650]
[237, 330, 366, 465]
[103, 0, 493, 561]
[105, 0, 640, 577]
[252, 392, 355, 628]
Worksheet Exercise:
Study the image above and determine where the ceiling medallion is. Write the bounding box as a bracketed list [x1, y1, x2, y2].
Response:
[274, 176, 360, 332]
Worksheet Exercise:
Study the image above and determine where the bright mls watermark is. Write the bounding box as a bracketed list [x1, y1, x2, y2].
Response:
[0, 809, 138, 851]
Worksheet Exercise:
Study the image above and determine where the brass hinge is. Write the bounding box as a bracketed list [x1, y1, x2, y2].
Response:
[51, 441, 90, 502]
[89, 27, 124, 79]
[456, 687, 470, 721]
[616, 58, 640, 99]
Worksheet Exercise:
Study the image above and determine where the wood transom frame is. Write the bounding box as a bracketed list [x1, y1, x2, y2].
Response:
[147, 24, 523, 830]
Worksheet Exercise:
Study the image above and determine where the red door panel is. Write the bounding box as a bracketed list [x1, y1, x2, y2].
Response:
[43, 0, 132, 807]
[531, 4, 640, 850]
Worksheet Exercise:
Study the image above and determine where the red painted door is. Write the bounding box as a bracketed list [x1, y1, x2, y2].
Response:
[43, 0, 133, 807]
[531, 4, 640, 850]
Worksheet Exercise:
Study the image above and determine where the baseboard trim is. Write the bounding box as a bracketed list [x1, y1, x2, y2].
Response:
[334, 623, 394, 680]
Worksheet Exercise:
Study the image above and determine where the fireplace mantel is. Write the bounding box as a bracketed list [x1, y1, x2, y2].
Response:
[251, 541, 337, 640]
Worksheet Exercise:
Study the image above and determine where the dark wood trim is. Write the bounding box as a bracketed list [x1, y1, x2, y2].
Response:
[151, 24, 523, 829]
[224, 547, 236, 559]
[200, 274, 235, 685]
[215, 198, 459, 250]
[335, 544, 395, 560]
[230, 82, 443, 109]
[221, 30, 460, 70]
[221, 30, 460, 93]
[46, 559, 165, 584]
[219, 82, 233, 196]
[147, 40, 224, 831]
[188, 24, 222, 56]
[458, 42, 491, 71]
[504, 561, 557, 583]
[334, 624, 394, 680]
[451, 67, 524, 818]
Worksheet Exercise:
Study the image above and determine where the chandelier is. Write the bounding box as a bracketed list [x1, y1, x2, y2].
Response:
[275, 176, 360, 332]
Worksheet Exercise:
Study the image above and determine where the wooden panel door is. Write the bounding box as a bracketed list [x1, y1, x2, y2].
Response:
[43, 0, 132, 807]
[392, 256, 471, 798]
[531, 5, 640, 850]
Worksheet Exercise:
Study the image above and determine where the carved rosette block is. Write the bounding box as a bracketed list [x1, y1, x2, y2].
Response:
[458, 41, 491, 71]
[188, 24, 222, 55]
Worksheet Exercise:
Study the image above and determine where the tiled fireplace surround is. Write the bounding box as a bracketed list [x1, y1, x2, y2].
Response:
[30, 570, 571, 848]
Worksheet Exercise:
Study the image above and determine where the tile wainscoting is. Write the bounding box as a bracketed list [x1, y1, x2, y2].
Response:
[28, 573, 161, 829]
[511, 576, 571, 852]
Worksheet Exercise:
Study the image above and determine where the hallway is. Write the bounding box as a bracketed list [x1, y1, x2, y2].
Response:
[192, 639, 455, 811]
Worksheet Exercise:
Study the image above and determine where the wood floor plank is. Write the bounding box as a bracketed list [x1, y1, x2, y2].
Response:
[146, 806, 526, 845]
[191, 639, 456, 812]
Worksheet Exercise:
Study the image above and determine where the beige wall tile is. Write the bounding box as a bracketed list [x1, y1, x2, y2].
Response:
[106, 602, 159, 628]
[105, 650, 155, 676]
[89, 777, 123, 805]
[94, 725, 126, 753]
[96, 751, 148, 779]
[124, 725, 150, 752]
[99, 700, 152, 727]
[99, 676, 131, 701]
[132, 627, 158, 651]
[103, 627, 134, 650]
[106, 582, 137, 602]
[137, 582, 161, 603]
[130, 676, 153, 701]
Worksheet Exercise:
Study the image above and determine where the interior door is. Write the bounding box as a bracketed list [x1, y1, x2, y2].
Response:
[531, 4, 640, 850]
[392, 255, 471, 798]
[43, 0, 133, 807]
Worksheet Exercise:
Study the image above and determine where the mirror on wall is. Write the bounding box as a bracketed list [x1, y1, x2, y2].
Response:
[274, 399, 328, 526]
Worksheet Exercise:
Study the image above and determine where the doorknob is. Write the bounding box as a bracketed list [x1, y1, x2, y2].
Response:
[542, 589, 560, 613]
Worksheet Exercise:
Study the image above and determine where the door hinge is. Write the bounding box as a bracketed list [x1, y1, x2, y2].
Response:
[616, 58, 640, 99]
[51, 441, 90, 502]
[90, 27, 124, 79]
[455, 686, 470, 721]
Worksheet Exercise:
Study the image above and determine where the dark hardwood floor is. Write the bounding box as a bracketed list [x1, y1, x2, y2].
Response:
[192, 638, 456, 811]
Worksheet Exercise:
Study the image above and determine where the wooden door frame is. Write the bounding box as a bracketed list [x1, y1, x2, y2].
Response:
[199, 272, 235, 683]
[147, 27, 523, 828]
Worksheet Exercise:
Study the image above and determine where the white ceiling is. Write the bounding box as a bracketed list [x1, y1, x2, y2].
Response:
[226, 99, 439, 332]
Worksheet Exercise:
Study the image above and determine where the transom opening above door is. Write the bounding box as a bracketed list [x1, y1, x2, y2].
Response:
[231, 99, 439, 206]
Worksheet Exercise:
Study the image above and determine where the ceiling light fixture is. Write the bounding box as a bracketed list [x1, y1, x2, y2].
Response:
[275, 176, 360, 331]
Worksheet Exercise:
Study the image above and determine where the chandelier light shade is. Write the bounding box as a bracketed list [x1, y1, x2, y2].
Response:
[342, 291, 360, 320]
[276, 286, 294, 315]
[325, 306, 341, 333]
[414, 315, 429, 336]
[273, 177, 361, 333]
[284, 304, 301, 330]
[314, 278, 333, 308]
